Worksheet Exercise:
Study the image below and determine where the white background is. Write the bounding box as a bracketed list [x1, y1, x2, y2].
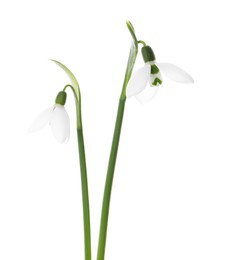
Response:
[0, 0, 226, 259]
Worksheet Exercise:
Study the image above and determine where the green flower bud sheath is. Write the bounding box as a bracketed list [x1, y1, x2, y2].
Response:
[55, 91, 67, 105]
[52, 61, 91, 260]
[142, 45, 156, 62]
[97, 21, 138, 260]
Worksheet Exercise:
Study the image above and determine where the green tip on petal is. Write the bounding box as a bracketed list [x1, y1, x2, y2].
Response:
[151, 64, 160, 74]
[152, 78, 162, 86]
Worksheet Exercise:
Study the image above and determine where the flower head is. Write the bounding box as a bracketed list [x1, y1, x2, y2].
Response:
[28, 91, 70, 143]
[126, 45, 194, 103]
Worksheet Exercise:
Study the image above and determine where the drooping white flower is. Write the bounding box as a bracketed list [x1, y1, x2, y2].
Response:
[28, 91, 70, 143]
[126, 45, 194, 103]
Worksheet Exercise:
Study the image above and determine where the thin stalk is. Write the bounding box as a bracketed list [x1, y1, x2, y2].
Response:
[138, 40, 147, 47]
[51, 60, 92, 260]
[96, 21, 138, 260]
[65, 84, 92, 260]
[77, 125, 92, 260]
[97, 97, 126, 260]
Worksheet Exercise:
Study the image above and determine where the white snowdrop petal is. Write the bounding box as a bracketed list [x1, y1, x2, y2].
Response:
[157, 62, 194, 83]
[50, 105, 70, 143]
[28, 107, 53, 133]
[126, 64, 150, 97]
[135, 84, 159, 104]
[64, 112, 70, 143]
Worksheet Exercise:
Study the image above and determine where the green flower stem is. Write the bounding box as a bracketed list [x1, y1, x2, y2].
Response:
[51, 59, 92, 260]
[97, 21, 138, 260]
[97, 97, 126, 260]
[138, 40, 147, 46]
[77, 126, 92, 260]
[64, 84, 91, 260]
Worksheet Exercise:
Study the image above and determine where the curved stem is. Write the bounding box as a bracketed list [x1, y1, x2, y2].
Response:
[64, 84, 91, 260]
[51, 60, 82, 128]
[63, 84, 82, 130]
[63, 84, 73, 91]
[138, 40, 147, 47]
[51, 61, 91, 260]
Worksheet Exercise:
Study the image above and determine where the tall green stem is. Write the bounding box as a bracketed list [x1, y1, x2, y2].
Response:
[97, 97, 126, 260]
[77, 125, 92, 260]
[96, 21, 138, 260]
[51, 60, 92, 260]
[69, 85, 92, 260]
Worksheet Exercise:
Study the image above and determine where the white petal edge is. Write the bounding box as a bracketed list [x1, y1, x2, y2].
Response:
[135, 84, 159, 104]
[157, 62, 194, 84]
[50, 105, 70, 143]
[28, 106, 53, 133]
[126, 64, 150, 97]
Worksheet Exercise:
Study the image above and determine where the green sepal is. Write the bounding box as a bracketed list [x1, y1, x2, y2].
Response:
[55, 91, 67, 105]
[152, 77, 162, 86]
[142, 45, 155, 62]
[151, 64, 159, 74]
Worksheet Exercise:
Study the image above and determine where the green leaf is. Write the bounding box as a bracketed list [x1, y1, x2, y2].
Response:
[50, 59, 80, 100]
[121, 21, 138, 99]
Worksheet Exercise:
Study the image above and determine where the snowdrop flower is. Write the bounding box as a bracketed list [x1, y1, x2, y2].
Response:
[126, 45, 194, 103]
[28, 91, 70, 143]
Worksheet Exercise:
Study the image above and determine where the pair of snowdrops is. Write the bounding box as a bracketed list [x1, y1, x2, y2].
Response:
[29, 45, 194, 142]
